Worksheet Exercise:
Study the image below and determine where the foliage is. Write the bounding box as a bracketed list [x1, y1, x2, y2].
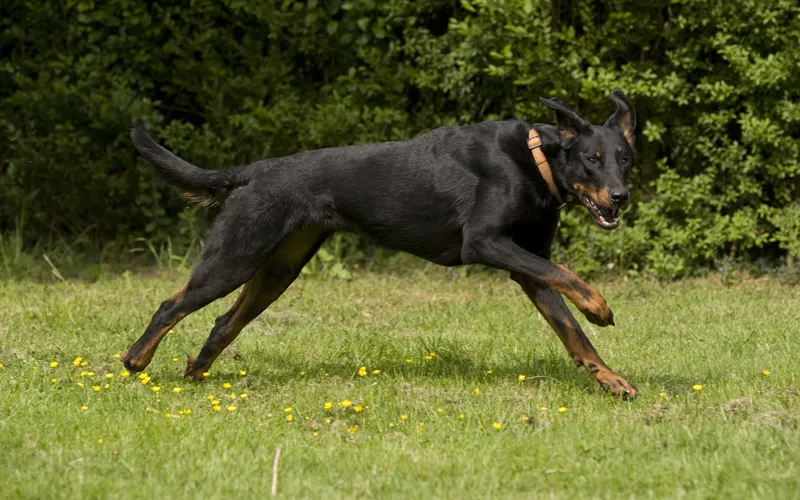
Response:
[2, 0, 800, 277]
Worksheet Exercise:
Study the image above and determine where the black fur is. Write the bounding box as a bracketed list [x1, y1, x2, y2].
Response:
[122, 89, 640, 398]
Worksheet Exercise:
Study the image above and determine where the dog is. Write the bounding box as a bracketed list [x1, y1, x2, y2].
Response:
[121, 89, 638, 398]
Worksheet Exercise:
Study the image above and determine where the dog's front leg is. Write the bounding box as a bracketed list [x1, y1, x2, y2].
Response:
[511, 273, 638, 399]
[462, 234, 614, 326]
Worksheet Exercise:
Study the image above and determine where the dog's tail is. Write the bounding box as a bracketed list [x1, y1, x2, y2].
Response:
[130, 127, 248, 207]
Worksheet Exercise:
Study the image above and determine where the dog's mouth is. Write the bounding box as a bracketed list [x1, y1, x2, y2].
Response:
[580, 195, 620, 230]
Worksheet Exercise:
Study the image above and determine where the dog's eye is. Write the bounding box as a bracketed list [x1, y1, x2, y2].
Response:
[620, 157, 629, 166]
[586, 156, 597, 164]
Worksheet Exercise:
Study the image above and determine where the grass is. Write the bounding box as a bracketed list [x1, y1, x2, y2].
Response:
[1, 269, 798, 499]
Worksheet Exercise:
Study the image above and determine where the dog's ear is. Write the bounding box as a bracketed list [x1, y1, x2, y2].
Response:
[604, 89, 636, 148]
[539, 97, 591, 148]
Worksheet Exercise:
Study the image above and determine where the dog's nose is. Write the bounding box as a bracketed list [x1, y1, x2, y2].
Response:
[609, 188, 629, 206]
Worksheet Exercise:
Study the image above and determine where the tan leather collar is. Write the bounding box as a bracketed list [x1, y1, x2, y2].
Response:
[528, 128, 564, 205]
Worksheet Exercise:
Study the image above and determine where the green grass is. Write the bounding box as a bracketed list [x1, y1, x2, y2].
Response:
[1, 270, 798, 499]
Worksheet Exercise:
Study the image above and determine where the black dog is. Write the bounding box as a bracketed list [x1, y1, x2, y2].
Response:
[122, 89, 638, 398]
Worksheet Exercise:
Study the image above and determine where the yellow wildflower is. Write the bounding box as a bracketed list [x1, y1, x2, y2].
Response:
[518, 374, 526, 381]
[762, 370, 771, 376]
[239, 370, 246, 376]
[92, 385, 101, 392]
[51, 378, 58, 383]
[659, 392, 666, 397]
[474, 387, 480, 395]
[300, 371, 305, 376]
[120, 371, 130, 377]
[104, 384, 109, 389]
[113, 354, 120, 359]
[81, 360, 88, 366]
[97, 439, 103, 444]
[138, 373, 148, 380]
[240, 393, 248, 400]
[184, 409, 192, 414]
[227, 406, 236, 412]
[405, 359, 413, 364]
[284, 407, 292, 413]
[492, 422, 502, 430]
[558, 407, 567, 413]
[49, 361, 59, 368]
[211, 400, 220, 405]
[348, 426, 358, 434]
[285, 414, 293, 422]
[324, 401, 333, 410]
[207, 395, 215, 400]
[436, 408, 443, 413]
[388, 423, 394, 428]
[212, 405, 221, 411]
[358, 366, 367, 377]
[151, 386, 160, 392]
[340, 399, 352, 408]
[540, 407, 548, 412]
[172, 387, 181, 393]
[76, 382, 84, 388]
[202, 372, 210, 377]
[372, 369, 381, 375]
[172, 357, 178, 362]
[313, 431, 319, 436]
[459, 413, 465, 419]
[425, 355, 432, 361]
[430, 352, 436, 357]
[486, 369, 493, 374]
[223, 383, 232, 389]
[354, 405, 363, 413]
[693, 384, 703, 391]
[105, 373, 114, 379]
[80, 406, 88, 412]
[401, 414, 408, 420]
[72, 357, 82, 366]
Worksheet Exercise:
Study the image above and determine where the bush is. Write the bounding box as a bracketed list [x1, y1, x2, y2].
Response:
[2, 0, 799, 277]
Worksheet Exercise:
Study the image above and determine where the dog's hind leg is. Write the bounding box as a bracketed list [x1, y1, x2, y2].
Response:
[512, 273, 638, 399]
[184, 225, 329, 380]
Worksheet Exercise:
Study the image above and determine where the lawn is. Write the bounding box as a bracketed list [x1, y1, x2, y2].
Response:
[1, 269, 798, 498]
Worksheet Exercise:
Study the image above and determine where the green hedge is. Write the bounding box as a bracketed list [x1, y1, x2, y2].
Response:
[2, 0, 799, 277]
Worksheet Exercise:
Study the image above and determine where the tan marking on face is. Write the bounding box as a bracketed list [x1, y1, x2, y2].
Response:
[594, 151, 601, 159]
[617, 147, 622, 153]
[573, 184, 612, 207]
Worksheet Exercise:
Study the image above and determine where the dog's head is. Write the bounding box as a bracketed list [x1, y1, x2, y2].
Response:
[540, 89, 636, 230]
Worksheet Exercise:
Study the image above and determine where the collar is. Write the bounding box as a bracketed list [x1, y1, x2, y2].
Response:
[527, 128, 565, 208]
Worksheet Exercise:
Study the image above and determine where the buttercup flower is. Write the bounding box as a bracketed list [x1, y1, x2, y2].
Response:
[240, 394, 248, 400]
[104, 383, 110, 389]
[92, 385, 101, 392]
[76, 382, 84, 388]
[518, 374, 526, 381]
[358, 366, 367, 377]
[81, 406, 88, 411]
[400, 415, 408, 420]
[202, 372, 210, 377]
[437, 408, 443, 413]
[239, 370, 246, 376]
[120, 371, 130, 377]
[425, 355, 432, 361]
[227, 406, 236, 412]
[213, 405, 221, 411]
[558, 407, 567, 413]
[223, 383, 232, 389]
[693, 384, 703, 391]
[492, 422, 502, 430]
[540, 407, 548, 412]
[313, 431, 319, 436]
[354, 405, 363, 413]
[105, 373, 114, 379]
[762, 370, 771, 376]
[486, 369, 493, 374]
[51, 378, 58, 383]
[97, 439, 103, 444]
[372, 369, 381, 375]
[285, 414, 293, 422]
[211, 400, 220, 405]
[284, 407, 292, 413]
[429, 352, 436, 357]
[151, 386, 161, 392]
[459, 413, 465, 419]
[207, 395, 215, 400]
[172, 387, 181, 393]
[474, 387, 480, 395]
[81, 360, 88, 366]
[405, 359, 413, 364]
[49, 361, 58, 368]
[324, 401, 333, 410]
[659, 392, 666, 397]
[72, 357, 82, 366]
[113, 354, 121, 359]
[340, 400, 352, 408]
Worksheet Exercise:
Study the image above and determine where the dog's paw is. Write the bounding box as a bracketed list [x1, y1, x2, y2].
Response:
[120, 350, 149, 372]
[184, 355, 207, 381]
[596, 371, 638, 400]
[578, 292, 615, 327]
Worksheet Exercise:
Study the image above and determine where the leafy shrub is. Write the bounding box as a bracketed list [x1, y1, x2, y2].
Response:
[2, 0, 799, 277]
